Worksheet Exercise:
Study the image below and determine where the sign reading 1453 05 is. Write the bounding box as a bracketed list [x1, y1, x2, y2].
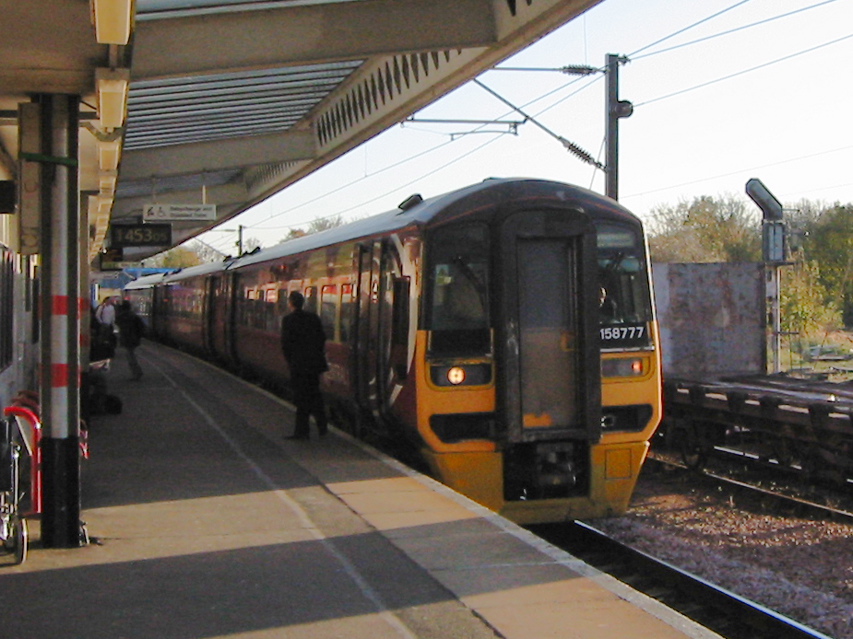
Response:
[110, 224, 172, 247]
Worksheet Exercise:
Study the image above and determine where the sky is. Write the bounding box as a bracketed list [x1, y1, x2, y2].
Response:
[198, 0, 853, 254]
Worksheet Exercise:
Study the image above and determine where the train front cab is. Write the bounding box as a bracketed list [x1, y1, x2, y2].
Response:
[416, 202, 661, 525]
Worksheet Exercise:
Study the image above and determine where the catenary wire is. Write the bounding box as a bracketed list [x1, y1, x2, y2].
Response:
[634, 32, 853, 107]
[230, 1, 846, 241]
[623, 143, 853, 214]
[628, 0, 755, 58]
[631, 0, 841, 61]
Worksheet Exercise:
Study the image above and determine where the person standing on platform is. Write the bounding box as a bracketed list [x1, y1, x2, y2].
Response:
[95, 295, 117, 327]
[115, 300, 145, 380]
[280, 291, 328, 440]
[94, 295, 118, 362]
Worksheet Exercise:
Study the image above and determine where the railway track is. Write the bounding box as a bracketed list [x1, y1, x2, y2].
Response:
[530, 519, 834, 639]
[645, 454, 853, 523]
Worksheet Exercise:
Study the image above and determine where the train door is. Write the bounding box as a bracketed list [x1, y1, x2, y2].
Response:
[376, 241, 409, 421]
[220, 271, 238, 365]
[152, 284, 169, 342]
[203, 277, 215, 353]
[497, 210, 601, 443]
[205, 272, 234, 364]
[354, 241, 382, 416]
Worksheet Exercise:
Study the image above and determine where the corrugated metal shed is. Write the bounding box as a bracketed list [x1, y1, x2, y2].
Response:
[653, 262, 767, 378]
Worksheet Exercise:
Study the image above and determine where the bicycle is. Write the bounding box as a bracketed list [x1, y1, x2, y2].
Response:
[0, 406, 42, 565]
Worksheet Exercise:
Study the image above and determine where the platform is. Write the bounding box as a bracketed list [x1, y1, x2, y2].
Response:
[0, 342, 720, 639]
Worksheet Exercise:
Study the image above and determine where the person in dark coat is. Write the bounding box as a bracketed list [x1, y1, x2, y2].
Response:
[280, 291, 328, 439]
[115, 300, 145, 380]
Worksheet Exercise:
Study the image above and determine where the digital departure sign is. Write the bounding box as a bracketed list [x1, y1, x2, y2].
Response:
[110, 224, 172, 247]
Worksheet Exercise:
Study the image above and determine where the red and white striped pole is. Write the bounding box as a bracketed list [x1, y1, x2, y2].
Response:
[36, 94, 82, 548]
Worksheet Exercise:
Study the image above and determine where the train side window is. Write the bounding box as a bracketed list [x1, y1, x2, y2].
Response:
[392, 277, 410, 347]
[0, 245, 12, 371]
[339, 283, 354, 343]
[303, 286, 317, 314]
[277, 288, 290, 315]
[390, 277, 410, 379]
[320, 285, 337, 341]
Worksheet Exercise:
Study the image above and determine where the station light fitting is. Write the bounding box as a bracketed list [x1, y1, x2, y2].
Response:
[92, 0, 135, 45]
[99, 170, 117, 197]
[96, 68, 130, 130]
[98, 139, 121, 172]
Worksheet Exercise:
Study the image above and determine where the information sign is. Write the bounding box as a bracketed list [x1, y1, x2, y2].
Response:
[143, 203, 217, 222]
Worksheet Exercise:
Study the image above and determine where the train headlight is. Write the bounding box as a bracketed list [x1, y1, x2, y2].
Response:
[447, 366, 466, 385]
[602, 358, 644, 378]
[429, 363, 492, 387]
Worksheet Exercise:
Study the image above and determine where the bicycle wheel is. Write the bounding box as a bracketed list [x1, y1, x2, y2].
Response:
[11, 516, 26, 564]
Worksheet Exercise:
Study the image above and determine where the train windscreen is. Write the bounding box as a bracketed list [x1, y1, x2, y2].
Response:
[426, 224, 491, 356]
[595, 222, 653, 350]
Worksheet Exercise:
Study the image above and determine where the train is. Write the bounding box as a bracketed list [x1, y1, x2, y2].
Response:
[125, 178, 663, 524]
[0, 218, 38, 412]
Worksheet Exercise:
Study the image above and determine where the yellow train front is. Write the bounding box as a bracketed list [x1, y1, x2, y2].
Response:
[127, 178, 662, 525]
[398, 179, 662, 524]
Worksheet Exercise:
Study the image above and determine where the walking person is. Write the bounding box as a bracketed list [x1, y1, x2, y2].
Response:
[95, 295, 117, 327]
[280, 291, 328, 440]
[115, 300, 145, 380]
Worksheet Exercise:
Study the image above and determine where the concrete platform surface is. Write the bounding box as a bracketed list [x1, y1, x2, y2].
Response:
[0, 342, 721, 639]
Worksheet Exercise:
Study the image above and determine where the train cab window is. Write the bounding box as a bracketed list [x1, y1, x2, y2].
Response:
[426, 224, 491, 356]
[595, 222, 653, 349]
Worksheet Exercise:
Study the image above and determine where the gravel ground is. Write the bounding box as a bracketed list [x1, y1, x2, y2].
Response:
[588, 471, 853, 639]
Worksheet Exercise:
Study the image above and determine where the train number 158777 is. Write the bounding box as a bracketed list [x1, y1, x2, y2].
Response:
[600, 325, 646, 341]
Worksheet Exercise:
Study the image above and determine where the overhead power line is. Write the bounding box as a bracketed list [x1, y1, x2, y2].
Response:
[636, 32, 853, 107]
[632, 0, 841, 61]
[628, 0, 754, 57]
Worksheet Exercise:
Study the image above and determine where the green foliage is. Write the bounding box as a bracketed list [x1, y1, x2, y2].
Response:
[647, 195, 761, 263]
[646, 194, 851, 332]
[797, 204, 853, 322]
[780, 260, 838, 334]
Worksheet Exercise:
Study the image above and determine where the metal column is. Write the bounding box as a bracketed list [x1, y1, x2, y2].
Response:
[605, 54, 632, 201]
[35, 94, 83, 548]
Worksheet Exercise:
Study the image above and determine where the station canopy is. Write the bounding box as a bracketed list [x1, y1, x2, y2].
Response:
[0, 0, 600, 264]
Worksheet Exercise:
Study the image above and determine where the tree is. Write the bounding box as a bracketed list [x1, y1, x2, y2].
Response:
[188, 239, 226, 263]
[646, 194, 852, 337]
[797, 204, 853, 325]
[780, 259, 838, 335]
[647, 195, 761, 263]
[144, 246, 203, 269]
[278, 215, 345, 244]
[241, 236, 263, 255]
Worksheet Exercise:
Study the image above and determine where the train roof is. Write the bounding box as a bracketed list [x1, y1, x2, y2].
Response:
[159, 257, 238, 284]
[123, 271, 171, 290]
[126, 179, 642, 291]
[234, 178, 640, 269]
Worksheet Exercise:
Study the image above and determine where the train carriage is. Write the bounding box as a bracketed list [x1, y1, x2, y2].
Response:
[127, 178, 662, 524]
[0, 218, 38, 410]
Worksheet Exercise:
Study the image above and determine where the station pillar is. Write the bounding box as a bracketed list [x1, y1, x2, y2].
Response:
[27, 94, 84, 547]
